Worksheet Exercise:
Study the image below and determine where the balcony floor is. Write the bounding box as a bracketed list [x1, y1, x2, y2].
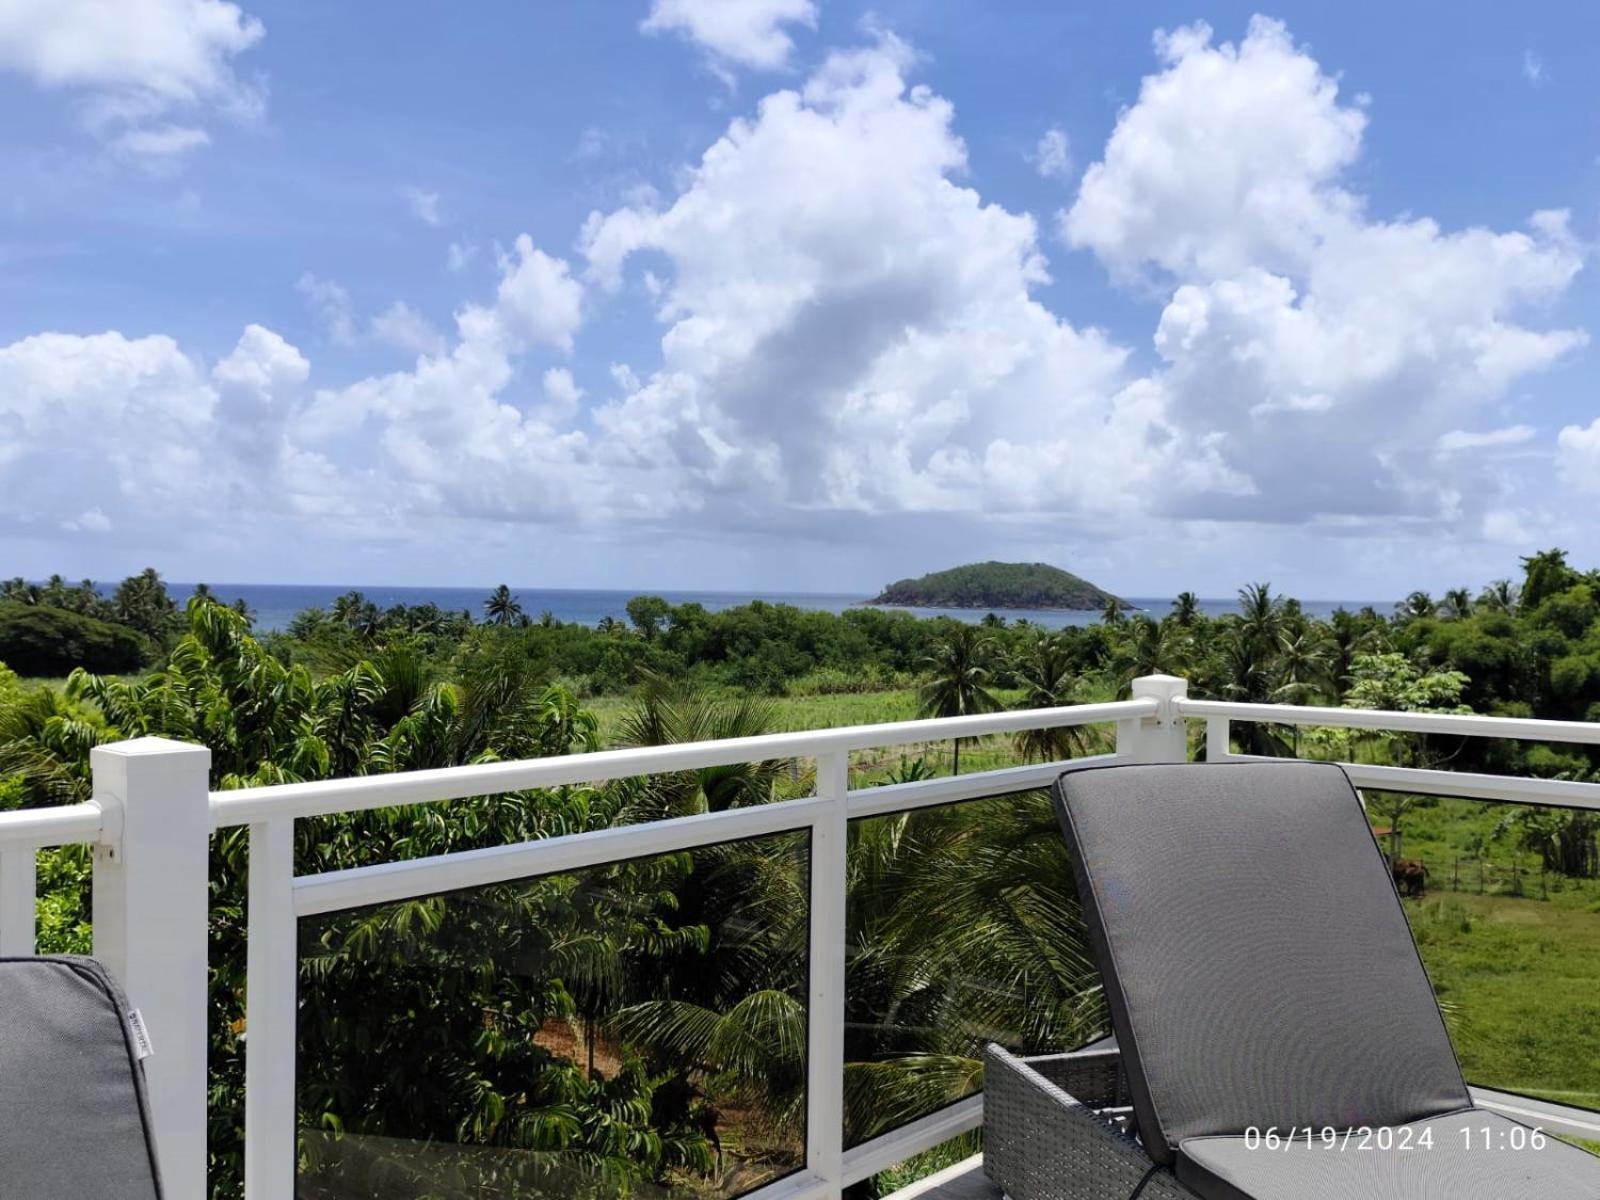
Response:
[883, 1155, 998, 1200]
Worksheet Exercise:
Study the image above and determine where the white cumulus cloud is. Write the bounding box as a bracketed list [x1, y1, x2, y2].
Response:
[0, 16, 1588, 579]
[295, 273, 357, 344]
[1032, 127, 1070, 180]
[1557, 419, 1600, 494]
[0, 0, 266, 162]
[493, 235, 583, 352]
[642, 0, 816, 71]
[1064, 17, 1585, 528]
[371, 302, 445, 357]
[581, 36, 1211, 524]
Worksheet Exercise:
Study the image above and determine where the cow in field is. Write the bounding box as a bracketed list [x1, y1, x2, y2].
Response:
[1392, 858, 1428, 897]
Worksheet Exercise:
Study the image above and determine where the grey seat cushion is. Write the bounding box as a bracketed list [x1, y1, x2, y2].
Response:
[1177, 1109, 1600, 1199]
[1053, 761, 1470, 1166]
[0, 956, 163, 1198]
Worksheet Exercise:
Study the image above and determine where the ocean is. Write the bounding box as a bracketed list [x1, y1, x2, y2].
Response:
[149, 583, 1391, 634]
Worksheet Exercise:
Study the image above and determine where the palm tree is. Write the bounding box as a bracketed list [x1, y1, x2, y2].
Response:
[1272, 629, 1333, 754]
[331, 590, 367, 627]
[111, 567, 177, 640]
[351, 601, 383, 641]
[482, 583, 523, 626]
[616, 675, 785, 813]
[1213, 620, 1290, 757]
[1, 577, 42, 605]
[1100, 596, 1126, 626]
[1440, 588, 1473, 620]
[1170, 591, 1201, 627]
[917, 627, 1001, 775]
[1120, 616, 1188, 690]
[1478, 579, 1520, 614]
[1396, 591, 1437, 621]
[1236, 583, 1282, 648]
[1011, 633, 1088, 763]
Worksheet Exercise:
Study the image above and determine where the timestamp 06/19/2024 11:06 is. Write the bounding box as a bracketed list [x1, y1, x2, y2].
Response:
[1241, 1125, 1548, 1153]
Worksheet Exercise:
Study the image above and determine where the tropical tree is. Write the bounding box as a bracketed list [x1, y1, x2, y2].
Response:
[0, 577, 42, 605]
[1477, 578, 1520, 613]
[1204, 592, 1292, 757]
[1325, 608, 1384, 701]
[11, 599, 758, 1197]
[1010, 633, 1089, 763]
[917, 626, 1001, 775]
[1118, 616, 1188, 691]
[615, 674, 786, 814]
[483, 583, 523, 626]
[1271, 628, 1333, 755]
[1396, 590, 1437, 621]
[1440, 587, 1474, 620]
[330, 590, 368, 627]
[1169, 591, 1201, 627]
[1236, 582, 1282, 648]
[625, 595, 672, 641]
[1520, 548, 1577, 611]
[111, 567, 179, 641]
[1338, 653, 1470, 862]
[1273, 628, 1332, 705]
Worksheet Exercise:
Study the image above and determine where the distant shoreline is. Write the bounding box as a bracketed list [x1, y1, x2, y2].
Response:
[39, 580, 1392, 633]
[862, 599, 1113, 613]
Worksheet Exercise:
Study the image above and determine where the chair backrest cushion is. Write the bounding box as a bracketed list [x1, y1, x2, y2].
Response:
[1053, 761, 1469, 1167]
[0, 956, 163, 1197]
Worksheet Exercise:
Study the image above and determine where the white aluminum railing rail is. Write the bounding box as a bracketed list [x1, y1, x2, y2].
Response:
[235, 689, 1164, 1200]
[1, 674, 1598, 1199]
[1183, 696, 1600, 810]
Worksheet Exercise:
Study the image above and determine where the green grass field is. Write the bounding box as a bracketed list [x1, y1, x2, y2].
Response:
[1350, 793, 1600, 1114]
[1407, 884, 1600, 1111]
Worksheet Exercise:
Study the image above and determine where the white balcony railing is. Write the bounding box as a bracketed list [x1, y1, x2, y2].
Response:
[1, 674, 1598, 1199]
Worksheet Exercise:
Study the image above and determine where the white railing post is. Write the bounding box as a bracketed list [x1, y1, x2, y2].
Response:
[807, 750, 849, 1196]
[1121, 675, 1189, 763]
[0, 846, 37, 955]
[92, 737, 213, 1200]
[245, 818, 298, 1198]
[1206, 716, 1232, 762]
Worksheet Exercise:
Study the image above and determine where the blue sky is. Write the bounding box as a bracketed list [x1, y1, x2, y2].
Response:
[1, 0, 1597, 599]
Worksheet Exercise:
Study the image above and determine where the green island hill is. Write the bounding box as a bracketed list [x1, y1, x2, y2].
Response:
[867, 560, 1131, 611]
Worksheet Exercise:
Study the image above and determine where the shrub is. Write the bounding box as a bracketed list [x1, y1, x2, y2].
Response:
[0, 602, 148, 677]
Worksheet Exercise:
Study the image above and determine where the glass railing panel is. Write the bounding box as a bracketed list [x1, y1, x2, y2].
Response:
[1376, 792, 1600, 1113]
[295, 831, 809, 1200]
[843, 785, 1105, 1153]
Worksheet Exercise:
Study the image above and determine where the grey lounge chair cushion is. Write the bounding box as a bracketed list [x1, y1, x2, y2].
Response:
[1177, 1109, 1600, 1199]
[1053, 761, 1470, 1167]
[0, 956, 163, 1198]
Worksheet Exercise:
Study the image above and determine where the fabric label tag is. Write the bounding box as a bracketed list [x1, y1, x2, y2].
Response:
[128, 1009, 154, 1060]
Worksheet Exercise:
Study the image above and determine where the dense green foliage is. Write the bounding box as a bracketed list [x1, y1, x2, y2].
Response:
[869, 560, 1125, 611]
[0, 568, 259, 674]
[0, 601, 150, 675]
[3, 549, 1600, 1193]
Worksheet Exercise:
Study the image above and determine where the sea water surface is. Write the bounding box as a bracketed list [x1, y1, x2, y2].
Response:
[159, 583, 1391, 634]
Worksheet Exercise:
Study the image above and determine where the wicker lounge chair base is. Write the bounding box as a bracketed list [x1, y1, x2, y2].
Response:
[984, 1043, 1196, 1200]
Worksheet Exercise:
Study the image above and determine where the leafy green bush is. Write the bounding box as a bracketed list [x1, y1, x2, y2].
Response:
[0, 603, 148, 676]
